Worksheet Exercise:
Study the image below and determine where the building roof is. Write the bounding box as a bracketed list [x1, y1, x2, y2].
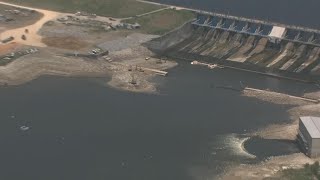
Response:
[269, 26, 286, 38]
[300, 116, 320, 138]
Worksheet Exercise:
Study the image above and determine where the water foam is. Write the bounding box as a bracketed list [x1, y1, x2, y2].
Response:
[211, 133, 256, 159]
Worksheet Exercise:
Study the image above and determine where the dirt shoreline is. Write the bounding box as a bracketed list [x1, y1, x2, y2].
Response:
[0, 46, 177, 93]
[0, 48, 109, 85]
[0, 2, 177, 93]
[221, 90, 320, 180]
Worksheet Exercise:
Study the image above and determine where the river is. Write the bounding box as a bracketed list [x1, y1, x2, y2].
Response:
[0, 61, 317, 180]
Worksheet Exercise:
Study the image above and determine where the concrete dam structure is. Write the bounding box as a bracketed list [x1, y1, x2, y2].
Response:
[147, 11, 320, 79]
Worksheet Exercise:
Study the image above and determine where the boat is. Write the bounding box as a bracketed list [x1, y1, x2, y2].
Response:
[191, 61, 199, 65]
[208, 64, 218, 69]
[20, 126, 30, 131]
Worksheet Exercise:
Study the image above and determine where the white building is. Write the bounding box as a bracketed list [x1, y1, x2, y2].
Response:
[268, 26, 286, 44]
[297, 116, 320, 158]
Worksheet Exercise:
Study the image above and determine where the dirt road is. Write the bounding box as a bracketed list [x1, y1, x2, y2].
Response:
[0, 1, 64, 47]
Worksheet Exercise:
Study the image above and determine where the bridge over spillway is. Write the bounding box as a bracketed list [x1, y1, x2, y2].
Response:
[193, 12, 320, 47]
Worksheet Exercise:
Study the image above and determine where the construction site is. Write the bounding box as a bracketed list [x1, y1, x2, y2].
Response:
[4, 0, 319, 92]
[0, 1, 181, 93]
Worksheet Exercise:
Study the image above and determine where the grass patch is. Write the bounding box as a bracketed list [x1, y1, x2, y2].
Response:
[2, 0, 163, 18]
[123, 9, 195, 35]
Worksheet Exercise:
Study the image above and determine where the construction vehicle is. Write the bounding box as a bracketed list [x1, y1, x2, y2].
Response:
[21, 34, 27, 40]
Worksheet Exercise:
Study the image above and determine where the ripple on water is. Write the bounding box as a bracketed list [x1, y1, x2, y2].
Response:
[210, 134, 256, 159]
[195, 133, 257, 175]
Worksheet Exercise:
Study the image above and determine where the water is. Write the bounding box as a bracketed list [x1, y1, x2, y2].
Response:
[149, 0, 320, 29]
[244, 137, 300, 160]
[0, 61, 317, 180]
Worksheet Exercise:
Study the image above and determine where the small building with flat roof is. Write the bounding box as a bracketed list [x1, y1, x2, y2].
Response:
[297, 116, 320, 158]
[268, 26, 286, 43]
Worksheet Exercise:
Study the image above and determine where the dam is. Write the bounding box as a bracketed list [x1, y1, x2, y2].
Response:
[147, 11, 320, 80]
[193, 11, 320, 47]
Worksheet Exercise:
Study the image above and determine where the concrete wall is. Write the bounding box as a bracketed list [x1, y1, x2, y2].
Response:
[298, 120, 320, 158]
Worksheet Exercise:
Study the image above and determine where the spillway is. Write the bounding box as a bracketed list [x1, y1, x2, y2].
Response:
[146, 11, 320, 78]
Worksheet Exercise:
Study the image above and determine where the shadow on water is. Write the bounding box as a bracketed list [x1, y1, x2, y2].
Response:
[244, 136, 301, 160]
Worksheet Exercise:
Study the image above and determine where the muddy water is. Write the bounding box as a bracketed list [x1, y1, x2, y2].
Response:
[0, 61, 318, 180]
[0, 2, 61, 47]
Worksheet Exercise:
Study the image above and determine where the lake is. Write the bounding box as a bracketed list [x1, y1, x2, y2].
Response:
[0, 61, 317, 180]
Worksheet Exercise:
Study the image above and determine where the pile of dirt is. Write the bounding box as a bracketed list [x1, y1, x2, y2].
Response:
[41, 36, 89, 50]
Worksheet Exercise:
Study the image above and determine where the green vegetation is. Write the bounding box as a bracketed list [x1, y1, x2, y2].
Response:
[2, 0, 163, 18]
[2, 0, 195, 35]
[123, 9, 195, 35]
[266, 161, 320, 180]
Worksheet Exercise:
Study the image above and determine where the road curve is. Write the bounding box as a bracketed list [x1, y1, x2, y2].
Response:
[0, 1, 64, 47]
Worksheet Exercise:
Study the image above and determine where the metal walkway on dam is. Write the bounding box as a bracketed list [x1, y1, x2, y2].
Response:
[192, 12, 320, 47]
